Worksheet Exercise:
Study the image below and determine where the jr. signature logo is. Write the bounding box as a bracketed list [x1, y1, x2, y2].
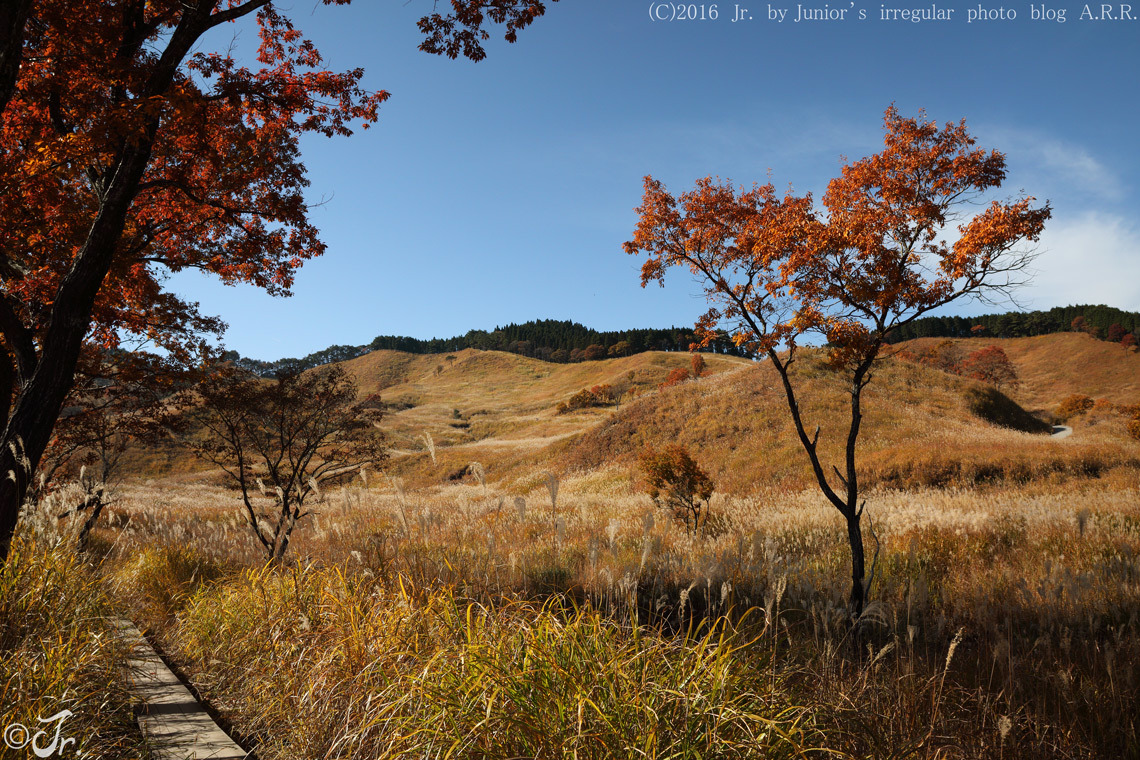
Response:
[4, 709, 84, 758]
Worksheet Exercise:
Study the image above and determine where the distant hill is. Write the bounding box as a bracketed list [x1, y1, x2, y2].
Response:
[893, 332, 1140, 408]
[344, 343, 1136, 495]
[885, 304, 1139, 343]
[335, 348, 751, 456]
[225, 319, 751, 377]
[127, 340, 1140, 493]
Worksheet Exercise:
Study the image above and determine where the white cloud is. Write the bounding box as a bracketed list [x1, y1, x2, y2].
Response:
[1027, 212, 1140, 311]
[978, 127, 1125, 204]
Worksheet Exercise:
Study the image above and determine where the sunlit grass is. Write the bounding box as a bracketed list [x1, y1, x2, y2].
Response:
[102, 462, 1140, 758]
[0, 532, 143, 759]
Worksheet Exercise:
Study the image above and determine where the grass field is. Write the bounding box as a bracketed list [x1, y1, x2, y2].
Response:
[9, 335, 1140, 758]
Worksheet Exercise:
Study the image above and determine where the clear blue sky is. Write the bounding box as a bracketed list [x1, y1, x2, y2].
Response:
[171, 0, 1140, 359]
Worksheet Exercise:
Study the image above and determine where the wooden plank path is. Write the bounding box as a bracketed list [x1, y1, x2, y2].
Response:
[114, 620, 250, 760]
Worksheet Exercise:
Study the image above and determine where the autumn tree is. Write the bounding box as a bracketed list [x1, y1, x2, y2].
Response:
[625, 107, 1049, 613]
[1055, 393, 1094, 422]
[659, 367, 691, 389]
[638, 443, 714, 532]
[958, 345, 1019, 391]
[180, 365, 387, 561]
[0, 0, 555, 560]
[583, 344, 608, 361]
[690, 352, 706, 378]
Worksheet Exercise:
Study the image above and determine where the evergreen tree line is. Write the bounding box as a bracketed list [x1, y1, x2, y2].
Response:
[884, 304, 1140, 343]
[225, 319, 751, 377]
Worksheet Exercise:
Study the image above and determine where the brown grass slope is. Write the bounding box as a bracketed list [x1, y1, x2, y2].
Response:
[339, 347, 749, 454]
[541, 352, 1137, 494]
[123, 340, 1140, 493]
[119, 349, 750, 482]
[895, 332, 1140, 408]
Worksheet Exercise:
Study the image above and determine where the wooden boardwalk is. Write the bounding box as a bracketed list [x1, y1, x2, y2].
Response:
[115, 620, 250, 760]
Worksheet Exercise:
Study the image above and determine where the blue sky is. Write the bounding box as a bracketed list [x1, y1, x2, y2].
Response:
[172, 0, 1140, 359]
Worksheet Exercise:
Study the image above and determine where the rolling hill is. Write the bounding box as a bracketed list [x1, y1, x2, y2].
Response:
[891, 331, 1140, 408]
[328, 335, 1139, 494]
[126, 333, 1140, 495]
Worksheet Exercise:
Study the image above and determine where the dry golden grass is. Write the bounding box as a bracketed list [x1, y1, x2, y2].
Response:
[543, 351, 1139, 495]
[77, 339, 1140, 758]
[99, 458, 1140, 759]
[894, 332, 1140, 409]
[341, 348, 750, 452]
[1, 499, 145, 759]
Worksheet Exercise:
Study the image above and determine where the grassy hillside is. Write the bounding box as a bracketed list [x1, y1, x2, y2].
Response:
[339, 348, 749, 454]
[121, 337, 1140, 494]
[349, 345, 1136, 495]
[893, 332, 1140, 408]
[542, 351, 1132, 494]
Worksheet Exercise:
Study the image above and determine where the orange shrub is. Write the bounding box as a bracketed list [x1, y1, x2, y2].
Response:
[658, 367, 691, 389]
[557, 385, 616, 414]
[1055, 394, 1095, 421]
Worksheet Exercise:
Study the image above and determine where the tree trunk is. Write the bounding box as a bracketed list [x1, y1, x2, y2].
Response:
[272, 531, 291, 563]
[0, 140, 156, 561]
[0, 0, 33, 116]
[76, 495, 105, 553]
[0, 5, 224, 563]
[846, 510, 866, 614]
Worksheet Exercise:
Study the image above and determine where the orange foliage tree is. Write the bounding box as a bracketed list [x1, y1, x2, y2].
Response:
[638, 443, 714, 532]
[0, 0, 553, 560]
[658, 367, 691, 390]
[625, 107, 1050, 613]
[958, 345, 1019, 391]
[690, 352, 706, 378]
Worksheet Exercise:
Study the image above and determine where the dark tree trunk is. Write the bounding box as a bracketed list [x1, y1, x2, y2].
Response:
[0, 139, 156, 561]
[0, 0, 32, 116]
[0, 5, 216, 562]
[846, 510, 866, 613]
[76, 495, 105, 553]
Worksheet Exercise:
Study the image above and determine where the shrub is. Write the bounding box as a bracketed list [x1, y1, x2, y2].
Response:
[637, 444, 714, 531]
[658, 367, 691, 389]
[1127, 406, 1140, 441]
[590, 384, 616, 404]
[557, 386, 616, 414]
[1055, 394, 1095, 422]
[690, 353, 706, 378]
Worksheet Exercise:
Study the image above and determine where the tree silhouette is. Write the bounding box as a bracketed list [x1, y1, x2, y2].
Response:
[181, 365, 387, 562]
